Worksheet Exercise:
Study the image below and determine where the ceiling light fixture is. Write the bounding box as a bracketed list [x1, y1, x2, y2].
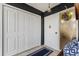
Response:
[47, 3, 51, 12]
[60, 5, 73, 24]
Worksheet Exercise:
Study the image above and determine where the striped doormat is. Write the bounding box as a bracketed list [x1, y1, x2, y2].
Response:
[27, 47, 53, 56]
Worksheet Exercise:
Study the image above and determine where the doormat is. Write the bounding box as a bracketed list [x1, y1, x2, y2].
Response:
[27, 47, 53, 56]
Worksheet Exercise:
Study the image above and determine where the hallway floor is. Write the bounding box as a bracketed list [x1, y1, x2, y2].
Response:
[14, 45, 60, 56]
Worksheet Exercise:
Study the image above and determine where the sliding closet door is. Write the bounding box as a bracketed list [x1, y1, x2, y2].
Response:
[17, 11, 26, 52]
[24, 13, 30, 50]
[33, 14, 41, 47]
[27, 14, 33, 49]
[28, 13, 41, 49]
[3, 5, 41, 55]
[45, 13, 60, 50]
[3, 6, 18, 55]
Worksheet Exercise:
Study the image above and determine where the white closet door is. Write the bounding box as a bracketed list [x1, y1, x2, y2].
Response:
[3, 5, 41, 55]
[17, 11, 25, 52]
[3, 6, 17, 55]
[28, 14, 36, 49]
[45, 13, 60, 50]
[24, 13, 30, 50]
[28, 13, 41, 49]
[33, 14, 41, 47]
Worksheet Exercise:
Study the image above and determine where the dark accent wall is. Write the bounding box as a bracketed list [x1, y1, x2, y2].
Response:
[41, 13, 44, 45]
[44, 3, 74, 17]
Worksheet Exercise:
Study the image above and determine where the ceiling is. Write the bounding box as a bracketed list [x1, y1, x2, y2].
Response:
[27, 3, 60, 12]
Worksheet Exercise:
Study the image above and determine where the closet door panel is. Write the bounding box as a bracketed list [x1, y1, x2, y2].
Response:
[24, 13, 30, 50]
[4, 6, 17, 55]
[27, 14, 34, 48]
[18, 13, 24, 33]
[7, 37, 16, 52]
[28, 14, 41, 48]
[17, 11, 25, 52]
[32, 15, 41, 47]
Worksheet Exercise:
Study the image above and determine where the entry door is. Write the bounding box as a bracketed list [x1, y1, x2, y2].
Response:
[3, 6, 18, 55]
[45, 13, 60, 50]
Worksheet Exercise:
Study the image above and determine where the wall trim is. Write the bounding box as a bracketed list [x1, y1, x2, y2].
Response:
[41, 13, 44, 45]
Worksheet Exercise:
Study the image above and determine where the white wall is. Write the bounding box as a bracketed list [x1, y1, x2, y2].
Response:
[44, 7, 78, 50]
[45, 12, 60, 50]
